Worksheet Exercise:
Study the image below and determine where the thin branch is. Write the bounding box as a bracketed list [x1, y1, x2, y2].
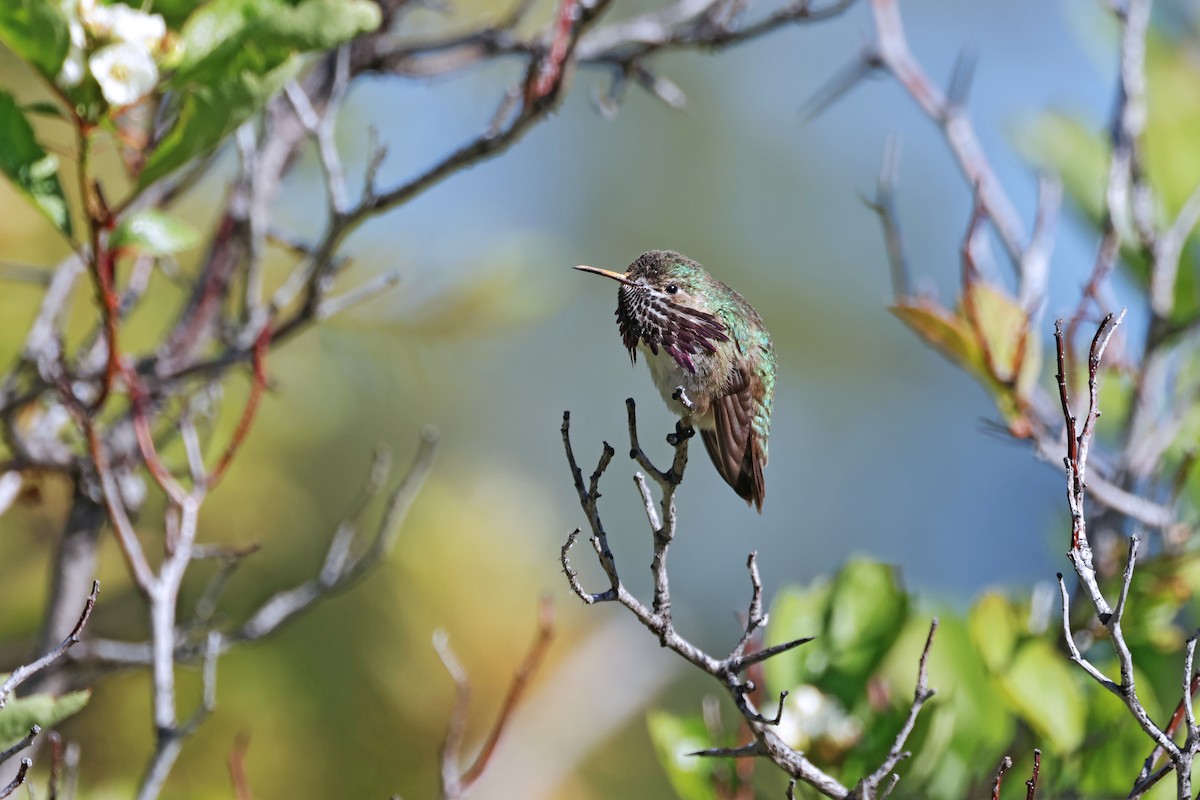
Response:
[0, 727, 39, 767]
[1056, 573, 1119, 693]
[991, 756, 1013, 800]
[434, 629, 470, 797]
[691, 742, 763, 759]
[449, 597, 556, 794]
[1112, 534, 1140, 626]
[729, 552, 767, 664]
[0, 581, 99, 708]
[228, 733, 253, 800]
[860, 618, 938, 793]
[1152, 179, 1200, 320]
[561, 405, 855, 798]
[1019, 174, 1062, 314]
[1184, 632, 1199, 747]
[0, 759, 30, 799]
[809, 0, 1028, 269]
[1132, 665, 1200, 794]
[727, 636, 815, 675]
[234, 429, 437, 642]
[47, 731, 64, 800]
[863, 133, 910, 299]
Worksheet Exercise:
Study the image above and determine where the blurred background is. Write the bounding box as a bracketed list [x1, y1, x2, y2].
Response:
[0, 0, 1152, 796]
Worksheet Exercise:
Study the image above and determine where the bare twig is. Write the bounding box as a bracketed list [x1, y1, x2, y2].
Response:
[0, 581, 98, 708]
[859, 618, 938, 794]
[439, 598, 556, 798]
[1026, 749, 1041, 800]
[0, 759, 30, 799]
[234, 430, 437, 643]
[562, 404, 942, 799]
[991, 756, 1013, 800]
[1151, 180, 1200, 320]
[228, 733, 253, 800]
[863, 133, 910, 299]
[47, 731, 63, 800]
[1056, 313, 1192, 794]
[808, 0, 1027, 270]
[1019, 175, 1062, 314]
[0, 727, 39, 767]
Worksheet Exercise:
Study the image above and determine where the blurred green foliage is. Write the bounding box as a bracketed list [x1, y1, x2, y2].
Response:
[0, 689, 89, 746]
[648, 552, 1200, 799]
[1017, 32, 1200, 327]
[140, 0, 381, 187]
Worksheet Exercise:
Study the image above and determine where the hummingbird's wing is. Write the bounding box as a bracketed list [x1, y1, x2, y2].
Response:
[699, 366, 766, 512]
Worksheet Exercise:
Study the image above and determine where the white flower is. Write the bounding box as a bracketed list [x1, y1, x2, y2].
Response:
[775, 685, 862, 751]
[86, 3, 166, 52]
[88, 41, 159, 106]
[54, 0, 168, 100]
[55, 0, 93, 87]
[57, 19, 87, 86]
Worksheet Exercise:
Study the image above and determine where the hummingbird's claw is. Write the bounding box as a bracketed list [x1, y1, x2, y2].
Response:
[666, 420, 695, 446]
[672, 386, 696, 412]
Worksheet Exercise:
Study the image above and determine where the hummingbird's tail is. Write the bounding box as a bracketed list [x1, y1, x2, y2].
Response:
[700, 402, 767, 512]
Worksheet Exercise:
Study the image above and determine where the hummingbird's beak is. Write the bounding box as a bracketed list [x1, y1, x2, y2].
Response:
[574, 265, 635, 286]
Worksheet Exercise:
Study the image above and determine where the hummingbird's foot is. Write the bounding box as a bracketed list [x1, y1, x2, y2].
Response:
[672, 386, 696, 412]
[666, 420, 695, 446]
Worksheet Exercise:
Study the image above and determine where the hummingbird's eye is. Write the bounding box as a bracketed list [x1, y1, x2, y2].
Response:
[666, 283, 679, 295]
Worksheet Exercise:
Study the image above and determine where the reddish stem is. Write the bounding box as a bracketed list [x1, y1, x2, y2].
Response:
[457, 597, 555, 790]
[123, 364, 188, 505]
[90, 239, 121, 411]
[208, 321, 273, 489]
[526, 0, 577, 104]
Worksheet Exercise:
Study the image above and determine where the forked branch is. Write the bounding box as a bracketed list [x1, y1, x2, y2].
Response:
[560, 402, 938, 799]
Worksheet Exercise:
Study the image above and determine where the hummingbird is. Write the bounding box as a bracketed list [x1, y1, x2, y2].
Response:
[576, 250, 776, 511]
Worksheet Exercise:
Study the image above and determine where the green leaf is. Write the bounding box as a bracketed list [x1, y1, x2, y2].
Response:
[967, 592, 1019, 674]
[0, 690, 90, 747]
[143, 0, 204, 30]
[646, 712, 717, 800]
[1143, 34, 1200, 219]
[1074, 675, 1163, 795]
[890, 300, 978, 373]
[23, 101, 67, 120]
[0, 1, 71, 80]
[1013, 112, 1107, 228]
[822, 559, 908, 703]
[966, 282, 1041, 398]
[875, 616, 1013, 800]
[0, 91, 73, 238]
[139, 0, 381, 188]
[110, 209, 201, 255]
[892, 283, 1038, 432]
[998, 639, 1085, 753]
[763, 577, 831, 694]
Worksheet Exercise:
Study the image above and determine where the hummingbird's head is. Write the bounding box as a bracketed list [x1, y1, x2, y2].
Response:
[575, 250, 728, 373]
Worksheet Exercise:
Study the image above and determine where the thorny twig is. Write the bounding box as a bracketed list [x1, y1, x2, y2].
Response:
[561, 402, 938, 799]
[807, 0, 1027, 271]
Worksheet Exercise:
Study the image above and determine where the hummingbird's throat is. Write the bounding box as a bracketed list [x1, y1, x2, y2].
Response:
[616, 285, 728, 375]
